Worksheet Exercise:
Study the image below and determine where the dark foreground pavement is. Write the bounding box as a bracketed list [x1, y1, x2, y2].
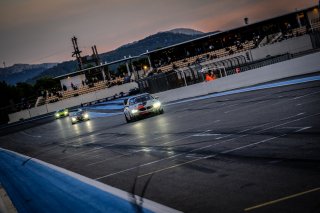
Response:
[0, 77, 320, 213]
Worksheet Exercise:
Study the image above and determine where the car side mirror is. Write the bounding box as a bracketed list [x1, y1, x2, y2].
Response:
[123, 99, 128, 106]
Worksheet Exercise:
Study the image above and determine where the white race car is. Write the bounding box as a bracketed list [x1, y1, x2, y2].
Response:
[123, 93, 164, 123]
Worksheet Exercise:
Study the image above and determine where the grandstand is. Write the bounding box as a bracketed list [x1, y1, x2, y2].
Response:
[9, 5, 320, 121]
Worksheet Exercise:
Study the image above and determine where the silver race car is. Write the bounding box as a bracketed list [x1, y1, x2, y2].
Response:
[70, 110, 90, 124]
[123, 93, 164, 123]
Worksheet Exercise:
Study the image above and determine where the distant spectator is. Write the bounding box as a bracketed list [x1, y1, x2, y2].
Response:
[123, 73, 131, 83]
[205, 72, 214, 81]
[172, 63, 178, 69]
[206, 73, 214, 81]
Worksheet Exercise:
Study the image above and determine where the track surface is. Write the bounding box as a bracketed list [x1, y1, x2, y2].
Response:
[1, 79, 320, 213]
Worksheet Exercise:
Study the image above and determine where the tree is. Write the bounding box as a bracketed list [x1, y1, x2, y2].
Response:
[34, 77, 60, 93]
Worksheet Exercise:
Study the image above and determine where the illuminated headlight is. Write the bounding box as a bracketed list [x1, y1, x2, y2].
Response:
[64, 110, 68, 115]
[153, 101, 161, 108]
[83, 113, 89, 119]
[131, 109, 138, 114]
[55, 113, 60, 117]
[71, 117, 77, 122]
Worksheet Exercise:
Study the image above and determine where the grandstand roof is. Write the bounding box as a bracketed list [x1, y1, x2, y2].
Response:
[54, 55, 139, 80]
[54, 5, 317, 80]
[140, 5, 316, 56]
[139, 31, 220, 55]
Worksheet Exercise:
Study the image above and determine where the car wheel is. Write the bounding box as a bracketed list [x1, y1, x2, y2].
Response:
[125, 114, 131, 123]
[159, 108, 164, 114]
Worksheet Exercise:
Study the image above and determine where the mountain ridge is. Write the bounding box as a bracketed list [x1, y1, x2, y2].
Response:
[0, 63, 57, 85]
[2, 28, 218, 84]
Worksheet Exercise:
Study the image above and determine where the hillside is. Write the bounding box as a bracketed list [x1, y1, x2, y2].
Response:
[99, 30, 206, 63]
[0, 63, 57, 85]
[5, 28, 218, 84]
[29, 28, 209, 82]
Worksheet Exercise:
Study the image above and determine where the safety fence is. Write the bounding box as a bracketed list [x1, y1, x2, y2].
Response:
[136, 44, 319, 94]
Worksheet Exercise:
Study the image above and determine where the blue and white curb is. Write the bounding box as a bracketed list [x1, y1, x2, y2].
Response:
[0, 148, 182, 213]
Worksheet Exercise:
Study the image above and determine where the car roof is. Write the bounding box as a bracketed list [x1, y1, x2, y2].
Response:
[74, 111, 84, 115]
[128, 93, 151, 99]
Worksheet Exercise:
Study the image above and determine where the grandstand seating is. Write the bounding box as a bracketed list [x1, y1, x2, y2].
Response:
[140, 24, 312, 81]
[44, 22, 316, 106]
[45, 77, 124, 104]
[151, 39, 255, 75]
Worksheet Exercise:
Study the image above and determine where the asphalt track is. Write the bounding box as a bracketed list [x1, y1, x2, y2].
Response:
[1, 75, 320, 213]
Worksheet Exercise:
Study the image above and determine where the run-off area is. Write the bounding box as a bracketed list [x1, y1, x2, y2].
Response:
[1, 78, 320, 213]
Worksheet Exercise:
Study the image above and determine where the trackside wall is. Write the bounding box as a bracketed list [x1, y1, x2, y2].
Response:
[251, 35, 313, 60]
[8, 82, 138, 123]
[155, 51, 320, 103]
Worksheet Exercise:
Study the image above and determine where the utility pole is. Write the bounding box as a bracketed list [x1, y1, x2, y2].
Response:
[71, 36, 83, 70]
[91, 45, 100, 66]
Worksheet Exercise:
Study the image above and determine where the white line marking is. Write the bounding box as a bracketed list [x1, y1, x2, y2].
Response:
[295, 126, 312, 132]
[20, 131, 42, 138]
[86, 119, 223, 166]
[94, 112, 319, 179]
[163, 130, 210, 145]
[87, 150, 143, 166]
[255, 113, 305, 134]
[224, 100, 269, 114]
[221, 134, 287, 154]
[0, 148, 181, 213]
[139, 120, 315, 177]
[293, 90, 320, 100]
[192, 133, 221, 137]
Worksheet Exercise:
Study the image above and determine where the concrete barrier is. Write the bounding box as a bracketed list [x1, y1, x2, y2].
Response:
[29, 105, 48, 117]
[8, 82, 138, 123]
[8, 110, 30, 123]
[8, 51, 319, 123]
[155, 51, 320, 103]
[251, 35, 313, 60]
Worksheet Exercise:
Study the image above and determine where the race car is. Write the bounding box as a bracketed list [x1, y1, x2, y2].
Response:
[70, 110, 90, 124]
[123, 93, 164, 123]
[54, 109, 69, 119]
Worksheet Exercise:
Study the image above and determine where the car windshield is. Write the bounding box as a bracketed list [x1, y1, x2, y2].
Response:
[129, 95, 152, 105]
[74, 111, 85, 116]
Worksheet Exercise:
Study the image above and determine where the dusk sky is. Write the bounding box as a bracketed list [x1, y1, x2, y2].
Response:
[0, 0, 317, 66]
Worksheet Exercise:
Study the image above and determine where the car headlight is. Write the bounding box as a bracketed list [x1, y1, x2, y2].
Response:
[153, 101, 161, 108]
[55, 113, 60, 117]
[71, 117, 77, 122]
[131, 109, 138, 114]
[83, 113, 89, 119]
[64, 110, 68, 115]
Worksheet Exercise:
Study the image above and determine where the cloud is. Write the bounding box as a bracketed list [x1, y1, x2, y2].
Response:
[0, 0, 317, 65]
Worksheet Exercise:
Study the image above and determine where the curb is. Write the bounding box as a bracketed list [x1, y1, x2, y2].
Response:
[0, 183, 17, 213]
